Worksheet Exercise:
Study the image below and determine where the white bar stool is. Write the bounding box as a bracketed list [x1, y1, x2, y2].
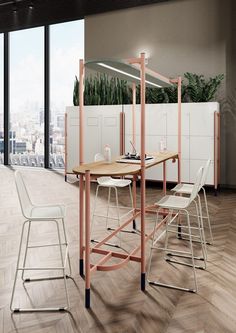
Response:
[171, 159, 213, 245]
[91, 153, 133, 247]
[10, 171, 71, 312]
[147, 167, 204, 293]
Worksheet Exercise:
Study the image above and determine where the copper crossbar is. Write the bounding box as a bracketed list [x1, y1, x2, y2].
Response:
[93, 212, 141, 249]
[85, 212, 169, 272]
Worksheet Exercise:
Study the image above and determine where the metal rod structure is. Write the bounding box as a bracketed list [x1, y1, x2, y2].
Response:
[64, 113, 68, 181]
[79, 59, 84, 165]
[3, 32, 9, 165]
[163, 161, 166, 195]
[132, 82, 136, 152]
[132, 174, 137, 230]
[140, 52, 146, 291]
[85, 170, 91, 308]
[44, 25, 50, 169]
[120, 111, 125, 155]
[79, 60, 85, 277]
[79, 174, 84, 276]
[177, 76, 182, 183]
[76, 55, 181, 308]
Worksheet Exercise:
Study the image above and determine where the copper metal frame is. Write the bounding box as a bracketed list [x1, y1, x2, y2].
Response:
[77, 54, 182, 308]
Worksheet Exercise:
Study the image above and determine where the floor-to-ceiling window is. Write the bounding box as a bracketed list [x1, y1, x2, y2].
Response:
[0, 34, 3, 164]
[1, 20, 84, 168]
[50, 20, 84, 168]
[10, 27, 44, 167]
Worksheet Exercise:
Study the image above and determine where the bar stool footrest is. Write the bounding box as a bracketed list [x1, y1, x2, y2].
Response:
[91, 239, 120, 248]
[165, 257, 206, 270]
[148, 280, 196, 293]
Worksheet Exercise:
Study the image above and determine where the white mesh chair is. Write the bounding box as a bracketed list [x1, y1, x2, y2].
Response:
[171, 159, 213, 244]
[147, 167, 204, 293]
[91, 153, 133, 247]
[10, 171, 71, 312]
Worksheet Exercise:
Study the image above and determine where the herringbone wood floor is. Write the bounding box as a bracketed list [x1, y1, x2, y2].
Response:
[0, 166, 236, 333]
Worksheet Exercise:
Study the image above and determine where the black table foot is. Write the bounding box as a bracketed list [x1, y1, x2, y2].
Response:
[178, 224, 182, 239]
[85, 288, 90, 308]
[80, 259, 84, 276]
[141, 272, 146, 291]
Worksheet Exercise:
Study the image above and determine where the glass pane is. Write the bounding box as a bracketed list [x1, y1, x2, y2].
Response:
[10, 27, 44, 167]
[50, 20, 84, 169]
[0, 34, 3, 164]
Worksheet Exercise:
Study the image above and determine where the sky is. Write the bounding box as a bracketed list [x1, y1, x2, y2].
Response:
[0, 19, 84, 118]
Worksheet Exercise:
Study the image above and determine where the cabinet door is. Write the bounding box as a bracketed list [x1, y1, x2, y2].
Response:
[167, 135, 189, 159]
[146, 135, 166, 153]
[167, 104, 190, 136]
[100, 105, 121, 158]
[124, 104, 141, 136]
[146, 104, 167, 136]
[166, 159, 189, 183]
[84, 106, 102, 163]
[189, 136, 214, 160]
[125, 134, 141, 154]
[146, 164, 164, 181]
[189, 103, 215, 136]
[189, 159, 214, 185]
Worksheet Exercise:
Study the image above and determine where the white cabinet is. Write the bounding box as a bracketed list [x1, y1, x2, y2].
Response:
[66, 102, 220, 188]
[124, 102, 220, 187]
[65, 105, 122, 174]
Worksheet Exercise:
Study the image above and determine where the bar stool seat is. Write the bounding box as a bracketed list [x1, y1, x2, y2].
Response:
[97, 176, 131, 188]
[157, 195, 190, 209]
[28, 204, 65, 219]
[171, 183, 194, 194]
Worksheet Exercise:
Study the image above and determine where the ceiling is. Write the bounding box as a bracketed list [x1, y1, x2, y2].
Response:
[0, 0, 172, 33]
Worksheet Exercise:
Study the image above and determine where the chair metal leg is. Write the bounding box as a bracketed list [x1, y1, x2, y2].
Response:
[55, 220, 70, 310]
[114, 187, 121, 247]
[10, 220, 28, 312]
[91, 185, 99, 240]
[105, 187, 111, 230]
[128, 184, 136, 231]
[21, 221, 31, 281]
[186, 211, 198, 292]
[202, 187, 213, 244]
[166, 200, 207, 269]
[197, 196, 207, 263]
[148, 209, 198, 293]
[147, 208, 162, 278]
[62, 218, 72, 276]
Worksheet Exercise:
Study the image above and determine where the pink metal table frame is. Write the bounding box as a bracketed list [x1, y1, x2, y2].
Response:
[74, 53, 182, 308]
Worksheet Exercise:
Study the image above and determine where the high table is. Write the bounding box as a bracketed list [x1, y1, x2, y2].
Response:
[73, 151, 178, 308]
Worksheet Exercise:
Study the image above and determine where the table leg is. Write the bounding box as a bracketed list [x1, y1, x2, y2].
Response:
[85, 170, 91, 308]
[132, 175, 137, 230]
[178, 156, 181, 184]
[177, 157, 182, 237]
[163, 161, 166, 195]
[141, 170, 145, 291]
[79, 174, 84, 276]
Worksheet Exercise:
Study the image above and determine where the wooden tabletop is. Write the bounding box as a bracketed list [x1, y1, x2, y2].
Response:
[73, 151, 178, 177]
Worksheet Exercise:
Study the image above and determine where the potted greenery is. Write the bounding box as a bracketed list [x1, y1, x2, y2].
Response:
[73, 72, 224, 105]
